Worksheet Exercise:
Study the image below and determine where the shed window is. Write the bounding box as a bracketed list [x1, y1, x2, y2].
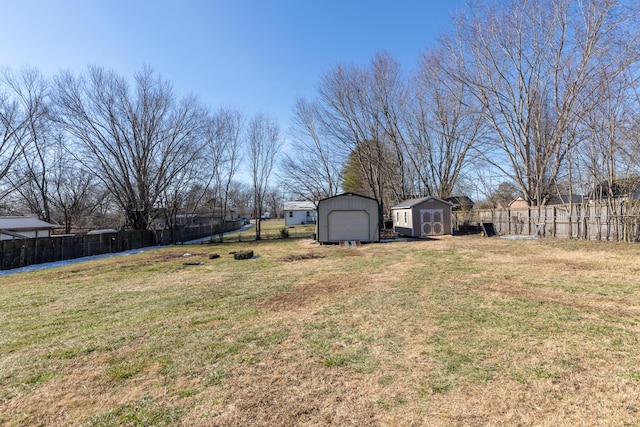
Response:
[288, 211, 293, 218]
[306, 211, 310, 217]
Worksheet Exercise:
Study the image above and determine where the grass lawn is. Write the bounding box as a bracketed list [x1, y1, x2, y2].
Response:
[217, 219, 316, 242]
[1, 234, 640, 426]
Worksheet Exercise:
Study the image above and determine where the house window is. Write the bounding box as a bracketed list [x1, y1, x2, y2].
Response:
[396, 212, 399, 223]
[288, 211, 293, 218]
[404, 211, 407, 225]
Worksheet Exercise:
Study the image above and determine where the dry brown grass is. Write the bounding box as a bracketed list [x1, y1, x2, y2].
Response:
[2, 236, 640, 426]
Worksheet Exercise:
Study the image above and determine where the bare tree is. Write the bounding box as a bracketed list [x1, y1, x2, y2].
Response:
[226, 180, 253, 219]
[317, 53, 405, 214]
[247, 114, 282, 239]
[208, 108, 243, 240]
[449, 0, 640, 207]
[576, 63, 640, 240]
[3, 67, 56, 222]
[49, 138, 107, 233]
[279, 97, 341, 202]
[53, 66, 208, 231]
[0, 68, 37, 204]
[264, 186, 284, 219]
[155, 150, 208, 243]
[404, 46, 486, 198]
[366, 52, 411, 204]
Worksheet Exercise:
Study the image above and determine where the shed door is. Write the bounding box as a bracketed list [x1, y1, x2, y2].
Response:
[328, 210, 370, 241]
[421, 209, 444, 236]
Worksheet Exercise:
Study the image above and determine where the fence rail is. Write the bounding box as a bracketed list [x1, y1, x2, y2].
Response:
[0, 221, 241, 271]
[456, 204, 640, 242]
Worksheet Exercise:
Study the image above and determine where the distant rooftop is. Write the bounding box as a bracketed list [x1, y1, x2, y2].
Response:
[0, 216, 57, 230]
[283, 201, 316, 211]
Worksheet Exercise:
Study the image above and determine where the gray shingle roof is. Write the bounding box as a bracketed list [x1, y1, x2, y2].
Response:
[283, 201, 316, 211]
[391, 196, 454, 209]
[0, 216, 57, 230]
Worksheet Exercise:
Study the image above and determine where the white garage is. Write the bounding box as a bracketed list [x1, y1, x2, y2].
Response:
[316, 193, 380, 243]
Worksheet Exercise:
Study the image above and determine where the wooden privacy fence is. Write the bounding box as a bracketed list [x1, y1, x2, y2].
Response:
[0, 221, 241, 271]
[455, 204, 640, 242]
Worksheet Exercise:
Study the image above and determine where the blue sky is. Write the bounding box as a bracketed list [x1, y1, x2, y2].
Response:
[1, 0, 467, 135]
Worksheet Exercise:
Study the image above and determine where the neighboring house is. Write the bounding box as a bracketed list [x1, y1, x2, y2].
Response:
[509, 195, 584, 209]
[316, 193, 380, 243]
[589, 178, 640, 201]
[509, 197, 529, 209]
[445, 195, 474, 211]
[0, 216, 57, 240]
[391, 196, 454, 237]
[284, 201, 317, 226]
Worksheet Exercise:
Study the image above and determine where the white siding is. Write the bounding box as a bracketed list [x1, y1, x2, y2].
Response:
[284, 209, 316, 226]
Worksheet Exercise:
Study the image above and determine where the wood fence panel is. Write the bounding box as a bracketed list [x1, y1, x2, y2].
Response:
[456, 203, 640, 242]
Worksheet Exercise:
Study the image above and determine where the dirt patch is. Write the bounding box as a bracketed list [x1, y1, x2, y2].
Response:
[276, 252, 324, 262]
[336, 248, 365, 256]
[515, 256, 596, 271]
[256, 273, 372, 312]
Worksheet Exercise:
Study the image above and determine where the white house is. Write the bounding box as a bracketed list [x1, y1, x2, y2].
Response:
[0, 216, 57, 240]
[284, 201, 317, 226]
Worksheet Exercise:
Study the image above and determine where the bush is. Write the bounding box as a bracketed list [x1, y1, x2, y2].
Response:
[279, 227, 290, 239]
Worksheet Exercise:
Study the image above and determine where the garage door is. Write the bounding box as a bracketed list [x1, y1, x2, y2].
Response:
[328, 210, 370, 242]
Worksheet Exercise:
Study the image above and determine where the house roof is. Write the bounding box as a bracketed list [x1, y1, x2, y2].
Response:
[0, 216, 57, 231]
[391, 196, 454, 209]
[547, 195, 583, 205]
[508, 197, 527, 207]
[445, 195, 475, 210]
[283, 201, 316, 211]
[589, 178, 640, 200]
[509, 195, 584, 207]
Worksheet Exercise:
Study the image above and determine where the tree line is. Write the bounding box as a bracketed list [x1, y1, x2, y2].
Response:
[280, 0, 640, 216]
[3, 0, 640, 238]
[0, 65, 283, 241]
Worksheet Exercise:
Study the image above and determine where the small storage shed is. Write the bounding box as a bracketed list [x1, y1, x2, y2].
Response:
[316, 193, 380, 243]
[391, 196, 454, 237]
[284, 201, 317, 226]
